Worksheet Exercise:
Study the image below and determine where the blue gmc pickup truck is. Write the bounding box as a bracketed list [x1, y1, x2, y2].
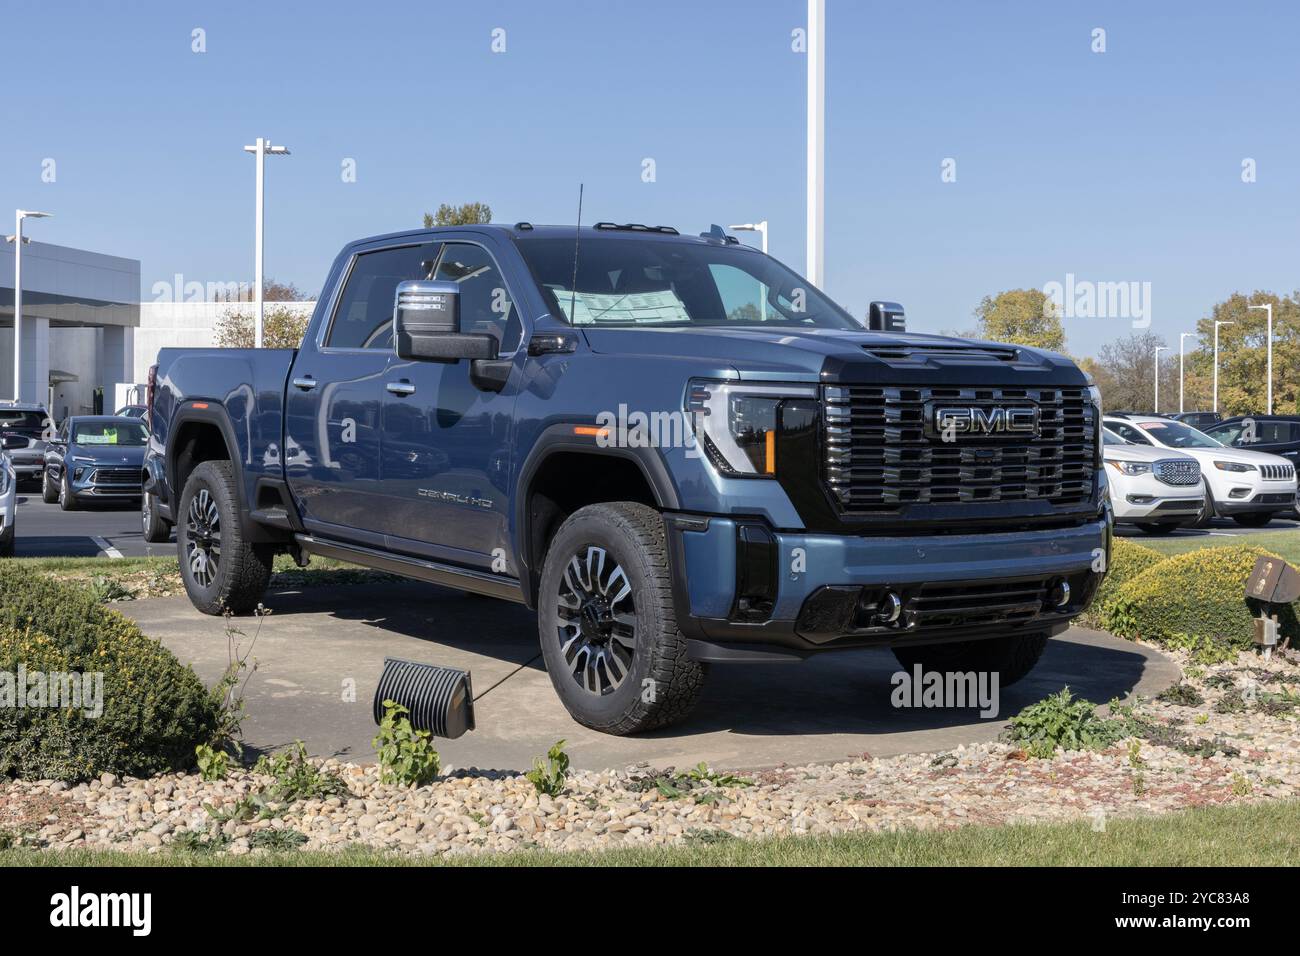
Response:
[144, 222, 1110, 734]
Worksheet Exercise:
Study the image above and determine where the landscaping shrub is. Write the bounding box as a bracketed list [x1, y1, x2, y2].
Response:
[1099, 545, 1296, 656]
[0, 563, 219, 781]
[1082, 537, 1165, 624]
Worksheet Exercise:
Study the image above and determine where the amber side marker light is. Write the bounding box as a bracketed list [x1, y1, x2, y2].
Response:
[573, 425, 611, 439]
[765, 430, 776, 474]
[191, 402, 209, 410]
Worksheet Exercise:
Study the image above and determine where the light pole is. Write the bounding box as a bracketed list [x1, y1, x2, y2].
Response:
[5, 210, 52, 402]
[1153, 345, 1167, 413]
[728, 221, 768, 253]
[1213, 320, 1234, 412]
[1248, 303, 1273, 414]
[1179, 331, 1196, 414]
[806, 0, 825, 288]
[243, 138, 291, 348]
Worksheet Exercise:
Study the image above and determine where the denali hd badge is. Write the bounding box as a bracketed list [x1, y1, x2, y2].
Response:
[925, 404, 1039, 439]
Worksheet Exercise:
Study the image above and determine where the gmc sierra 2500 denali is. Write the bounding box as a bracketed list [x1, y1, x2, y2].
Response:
[144, 222, 1110, 734]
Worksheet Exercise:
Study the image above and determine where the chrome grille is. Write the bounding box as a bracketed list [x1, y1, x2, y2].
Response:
[823, 385, 1096, 512]
[1153, 459, 1200, 486]
[1261, 463, 1295, 481]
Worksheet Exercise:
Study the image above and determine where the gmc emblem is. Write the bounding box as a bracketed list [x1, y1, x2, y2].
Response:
[926, 404, 1039, 439]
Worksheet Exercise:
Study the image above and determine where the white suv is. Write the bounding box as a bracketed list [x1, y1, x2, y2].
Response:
[0, 452, 15, 557]
[1102, 428, 1205, 533]
[1104, 416, 1297, 527]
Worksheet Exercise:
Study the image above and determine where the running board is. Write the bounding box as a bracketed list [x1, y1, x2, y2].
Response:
[294, 534, 526, 604]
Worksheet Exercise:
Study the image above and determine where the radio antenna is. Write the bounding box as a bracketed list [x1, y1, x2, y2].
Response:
[569, 183, 584, 323]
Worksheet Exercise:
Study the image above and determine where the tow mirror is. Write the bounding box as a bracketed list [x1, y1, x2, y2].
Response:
[393, 280, 497, 362]
[868, 301, 906, 332]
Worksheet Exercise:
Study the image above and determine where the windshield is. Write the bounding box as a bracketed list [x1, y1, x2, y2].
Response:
[1134, 419, 1222, 449]
[514, 236, 861, 330]
[72, 421, 147, 446]
[1102, 429, 1129, 446]
[0, 410, 48, 431]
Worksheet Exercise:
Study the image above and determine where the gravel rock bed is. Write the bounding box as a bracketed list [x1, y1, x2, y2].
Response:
[3, 650, 1298, 857]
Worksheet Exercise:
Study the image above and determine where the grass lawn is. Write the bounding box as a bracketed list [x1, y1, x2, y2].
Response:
[4, 800, 1297, 867]
[1133, 529, 1300, 563]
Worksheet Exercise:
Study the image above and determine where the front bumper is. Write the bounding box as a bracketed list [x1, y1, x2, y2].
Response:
[68, 466, 144, 500]
[7, 456, 44, 478]
[1215, 489, 1297, 515]
[667, 514, 1110, 657]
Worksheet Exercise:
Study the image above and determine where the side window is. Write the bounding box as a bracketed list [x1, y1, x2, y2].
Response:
[326, 243, 439, 350]
[434, 243, 522, 353]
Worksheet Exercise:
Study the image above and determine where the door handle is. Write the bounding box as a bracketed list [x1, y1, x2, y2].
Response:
[386, 381, 416, 396]
[292, 376, 318, 391]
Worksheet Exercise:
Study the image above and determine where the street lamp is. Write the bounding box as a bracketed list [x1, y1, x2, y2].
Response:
[728, 221, 768, 253]
[806, 0, 825, 287]
[243, 138, 291, 348]
[1248, 303, 1273, 414]
[5, 210, 52, 402]
[1179, 331, 1197, 414]
[1153, 345, 1168, 413]
[1213, 320, 1235, 413]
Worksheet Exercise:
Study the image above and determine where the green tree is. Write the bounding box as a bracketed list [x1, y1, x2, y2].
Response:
[422, 202, 492, 228]
[1185, 291, 1300, 416]
[972, 289, 1066, 352]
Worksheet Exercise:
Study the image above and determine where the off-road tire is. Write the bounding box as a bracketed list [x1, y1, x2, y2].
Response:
[177, 460, 272, 615]
[537, 502, 707, 735]
[141, 491, 172, 543]
[892, 632, 1050, 688]
[40, 468, 58, 504]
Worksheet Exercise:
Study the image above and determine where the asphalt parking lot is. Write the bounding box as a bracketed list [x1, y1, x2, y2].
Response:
[9, 488, 169, 559]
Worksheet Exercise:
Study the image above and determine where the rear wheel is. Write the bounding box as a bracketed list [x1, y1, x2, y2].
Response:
[40, 468, 58, 504]
[1232, 512, 1274, 528]
[177, 460, 272, 615]
[537, 502, 707, 735]
[892, 632, 1049, 688]
[141, 491, 171, 543]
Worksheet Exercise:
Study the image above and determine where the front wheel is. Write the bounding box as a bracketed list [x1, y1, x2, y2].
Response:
[177, 460, 272, 615]
[141, 491, 171, 543]
[58, 472, 78, 511]
[1189, 487, 1215, 528]
[0, 522, 13, 558]
[537, 502, 707, 735]
[892, 632, 1049, 689]
[1135, 522, 1179, 535]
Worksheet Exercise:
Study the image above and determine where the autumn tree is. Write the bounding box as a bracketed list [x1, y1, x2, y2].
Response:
[422, 202, 492, 228]
[1185, 291, 1300, 416]
[972, 289, 1066, 352]
[214, 306, 311, 349]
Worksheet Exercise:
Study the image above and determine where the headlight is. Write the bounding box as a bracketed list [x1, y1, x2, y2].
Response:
[1105, 459, 1151, 476]
[72, 455, 96, 463]
[686, 380, 817, 478]
[1213, 460, 1256, 473]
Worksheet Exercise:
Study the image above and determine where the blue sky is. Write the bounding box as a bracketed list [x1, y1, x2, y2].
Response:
[2, 0, 1298, 357]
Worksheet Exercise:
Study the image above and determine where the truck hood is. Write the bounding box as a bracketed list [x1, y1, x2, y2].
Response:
[580, 325, 1088, 385]
[1102, 443, 1196, 464]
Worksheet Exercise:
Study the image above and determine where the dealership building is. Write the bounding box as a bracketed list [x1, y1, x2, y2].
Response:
[1, 238, 312, 420]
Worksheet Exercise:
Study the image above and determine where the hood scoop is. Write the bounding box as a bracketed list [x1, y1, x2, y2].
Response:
[862, 343, 1023, 365]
